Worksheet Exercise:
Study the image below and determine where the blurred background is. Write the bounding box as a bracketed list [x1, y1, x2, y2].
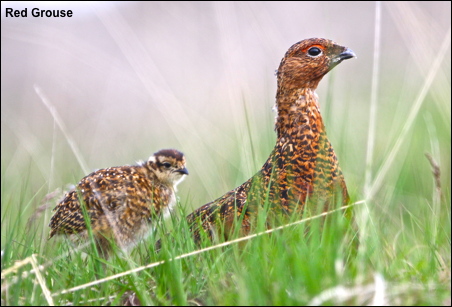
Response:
[1, 2, 450, 233]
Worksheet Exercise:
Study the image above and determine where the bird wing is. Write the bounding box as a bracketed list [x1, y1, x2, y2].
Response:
[187, 176, 258, 241]
[48, 166, 154, 238]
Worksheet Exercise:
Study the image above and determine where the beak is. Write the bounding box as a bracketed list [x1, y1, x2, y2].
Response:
[330, 47, 356, 68]
[177, 167, 189, 175]
[338, 47, 356, 61]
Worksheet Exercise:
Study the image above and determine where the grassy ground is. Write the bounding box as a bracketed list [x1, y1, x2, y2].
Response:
[1, 2, 451, 306]
[1, 159, 450, 305]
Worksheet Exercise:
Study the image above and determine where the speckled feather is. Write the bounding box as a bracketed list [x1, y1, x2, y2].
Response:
[49, 149, 188, 256]
[186, 38, 355, 242]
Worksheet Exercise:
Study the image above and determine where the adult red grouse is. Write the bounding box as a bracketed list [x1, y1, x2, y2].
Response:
[188, 38, 355, 243]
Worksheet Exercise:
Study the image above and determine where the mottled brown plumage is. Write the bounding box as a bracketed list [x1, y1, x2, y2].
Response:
[49, 149, 188, 256]
[186, 38, 355, 243]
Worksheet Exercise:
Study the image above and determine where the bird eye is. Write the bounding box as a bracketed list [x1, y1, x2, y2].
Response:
[307, 47, 322, 57]
[162, 162, 172, 168]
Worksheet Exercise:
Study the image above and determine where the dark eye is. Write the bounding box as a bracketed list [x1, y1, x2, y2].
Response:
[162, 162, 171, 168]
[307, 47, 322, 57]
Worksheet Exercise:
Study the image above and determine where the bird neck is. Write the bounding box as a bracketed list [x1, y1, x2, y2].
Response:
[253, 85, 346, 207]
[274, 87, 324, 139]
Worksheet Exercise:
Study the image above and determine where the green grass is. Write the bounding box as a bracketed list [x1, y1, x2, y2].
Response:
[1, 178, 449, 305]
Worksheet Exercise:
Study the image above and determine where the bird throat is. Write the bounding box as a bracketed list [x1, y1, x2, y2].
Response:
[258, 86, 344, 209]
[275, 88, 324, 139]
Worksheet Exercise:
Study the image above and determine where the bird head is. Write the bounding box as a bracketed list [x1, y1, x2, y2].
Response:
[148, 149, 188, 187]
[276, 38, 356, 91]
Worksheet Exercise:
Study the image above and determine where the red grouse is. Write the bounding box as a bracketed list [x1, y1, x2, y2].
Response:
[49, 149, 188, 257]
[184, 38, 355, 243]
